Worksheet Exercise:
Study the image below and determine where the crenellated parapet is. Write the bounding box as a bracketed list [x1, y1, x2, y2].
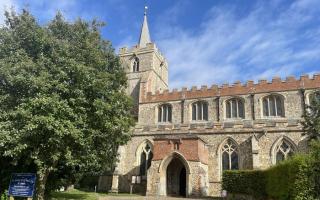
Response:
[119, 42, 167, 61]
[141, 74, 320, 103]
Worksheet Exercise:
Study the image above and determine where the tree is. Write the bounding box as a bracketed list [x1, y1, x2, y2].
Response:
[302, 91, 320, 140]
[0, 10, 134, 200]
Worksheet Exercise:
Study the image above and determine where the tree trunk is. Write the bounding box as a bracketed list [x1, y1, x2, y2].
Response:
[36, 169, 50, 200]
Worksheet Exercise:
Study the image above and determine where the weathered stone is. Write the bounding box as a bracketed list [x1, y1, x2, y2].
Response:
[98, 10, 319, 199]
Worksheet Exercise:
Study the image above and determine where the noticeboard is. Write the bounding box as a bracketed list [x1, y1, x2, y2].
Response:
[8, 173, 36, 197]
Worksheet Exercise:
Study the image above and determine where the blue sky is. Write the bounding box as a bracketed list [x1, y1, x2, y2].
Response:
[1, 0, 320, 89]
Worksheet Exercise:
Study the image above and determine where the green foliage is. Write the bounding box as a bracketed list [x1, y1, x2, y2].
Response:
[223, 153, 318, 200]
[302, 90, 320, 140]
[0, 9, 134, 199]
[265, 155, 314, 200]
[222, 170, 266, 198]
[309, 140, 320, 198]
[1, 190, 8, 200]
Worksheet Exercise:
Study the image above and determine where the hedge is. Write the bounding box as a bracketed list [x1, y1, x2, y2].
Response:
[222, 154, 318, 200]
[222, 170, 266, 198]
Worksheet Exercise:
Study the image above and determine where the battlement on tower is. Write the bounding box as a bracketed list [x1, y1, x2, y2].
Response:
[141, 74, 320, 103]
[119, 43, 167, 61]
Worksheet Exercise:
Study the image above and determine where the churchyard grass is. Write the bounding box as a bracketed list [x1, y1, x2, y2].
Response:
[50, 189, 142, 200]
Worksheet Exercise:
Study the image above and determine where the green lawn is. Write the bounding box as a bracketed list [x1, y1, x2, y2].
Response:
[50, 189, 103, 200]
[50, 189, 141, 200]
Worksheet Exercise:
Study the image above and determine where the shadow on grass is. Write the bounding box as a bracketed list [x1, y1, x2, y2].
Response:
[50, 189, 99, 200]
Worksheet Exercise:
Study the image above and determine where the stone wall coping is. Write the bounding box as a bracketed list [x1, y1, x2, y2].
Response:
[134, 118, 301, 133]
[132, 126, 303, 137]
[141, 74, 320, 103]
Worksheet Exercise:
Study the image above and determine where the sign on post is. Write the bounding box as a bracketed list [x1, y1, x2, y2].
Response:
[8, 173, 36, 198]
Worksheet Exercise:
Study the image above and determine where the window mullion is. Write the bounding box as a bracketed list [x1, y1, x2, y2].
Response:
[162, 106, 164, 122]
[201, 103, 204, 120]
[166, 106, 168, 122]
[196, 104, 198, 120]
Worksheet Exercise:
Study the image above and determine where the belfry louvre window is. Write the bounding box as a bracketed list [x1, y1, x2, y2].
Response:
[226, 98, 244, 118]
[133, 57, 139, 72]
[221, 139, 239, 170]
[262, 95, 284, 117]
[192, 101, 208, 121]
[158, 104, 172, 122]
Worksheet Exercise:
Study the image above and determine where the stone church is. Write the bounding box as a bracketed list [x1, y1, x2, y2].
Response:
[98, 10, 320, 197]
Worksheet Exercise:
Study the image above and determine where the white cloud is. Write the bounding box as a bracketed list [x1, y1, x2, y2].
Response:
[155, 0, 320, 89]
[23, 0, 77, 22]
[0, 0, 16, 25]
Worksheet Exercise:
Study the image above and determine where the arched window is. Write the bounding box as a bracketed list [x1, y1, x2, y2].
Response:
[137, 142, 153, 176]
[274, 139, 295, 164]
[133, 57, 139, 72]
[221, 139, 239, 170]
[226, 98, 245, 119]
[308, 91, 320, 106]
[192, 101, 208, 121]
[262, 95, 284, 117]
[158, 104, 172, 123]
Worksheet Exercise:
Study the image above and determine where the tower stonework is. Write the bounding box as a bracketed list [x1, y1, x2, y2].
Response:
[98, 8, 320, 198]
[119, 11, 168, 118]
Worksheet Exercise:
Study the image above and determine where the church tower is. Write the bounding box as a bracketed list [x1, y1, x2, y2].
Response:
[119, 7, 168, 118]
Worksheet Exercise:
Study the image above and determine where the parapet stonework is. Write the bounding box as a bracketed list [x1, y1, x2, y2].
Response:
[97, 73, 319, 197]
[97, 8, 320, 198]
[142, 74, 320, 103]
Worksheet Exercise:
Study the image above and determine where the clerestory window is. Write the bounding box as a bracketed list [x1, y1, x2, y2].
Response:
[158, 104, 172, 123]
[262, 95, 285, 117]
[226, 98, 245, 119]
[308, 91, 320, 106]
[192, 101, 208, 121]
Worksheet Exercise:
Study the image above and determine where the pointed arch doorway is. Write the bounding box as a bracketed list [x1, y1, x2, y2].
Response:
[158, 152, 190, 197]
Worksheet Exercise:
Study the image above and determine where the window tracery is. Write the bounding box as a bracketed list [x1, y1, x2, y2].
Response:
[137, 142, 153, 176]
[221, 139, 239, 170]
[274, 139, 295, 164]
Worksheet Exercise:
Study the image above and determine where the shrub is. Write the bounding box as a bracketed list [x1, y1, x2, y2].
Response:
[222, 170, 266, 198]
[265, 155, 313, 200]
[223, 154, 317, 200]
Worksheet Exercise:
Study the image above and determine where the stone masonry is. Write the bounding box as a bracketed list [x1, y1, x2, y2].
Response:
[98, 9, 320, 198]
